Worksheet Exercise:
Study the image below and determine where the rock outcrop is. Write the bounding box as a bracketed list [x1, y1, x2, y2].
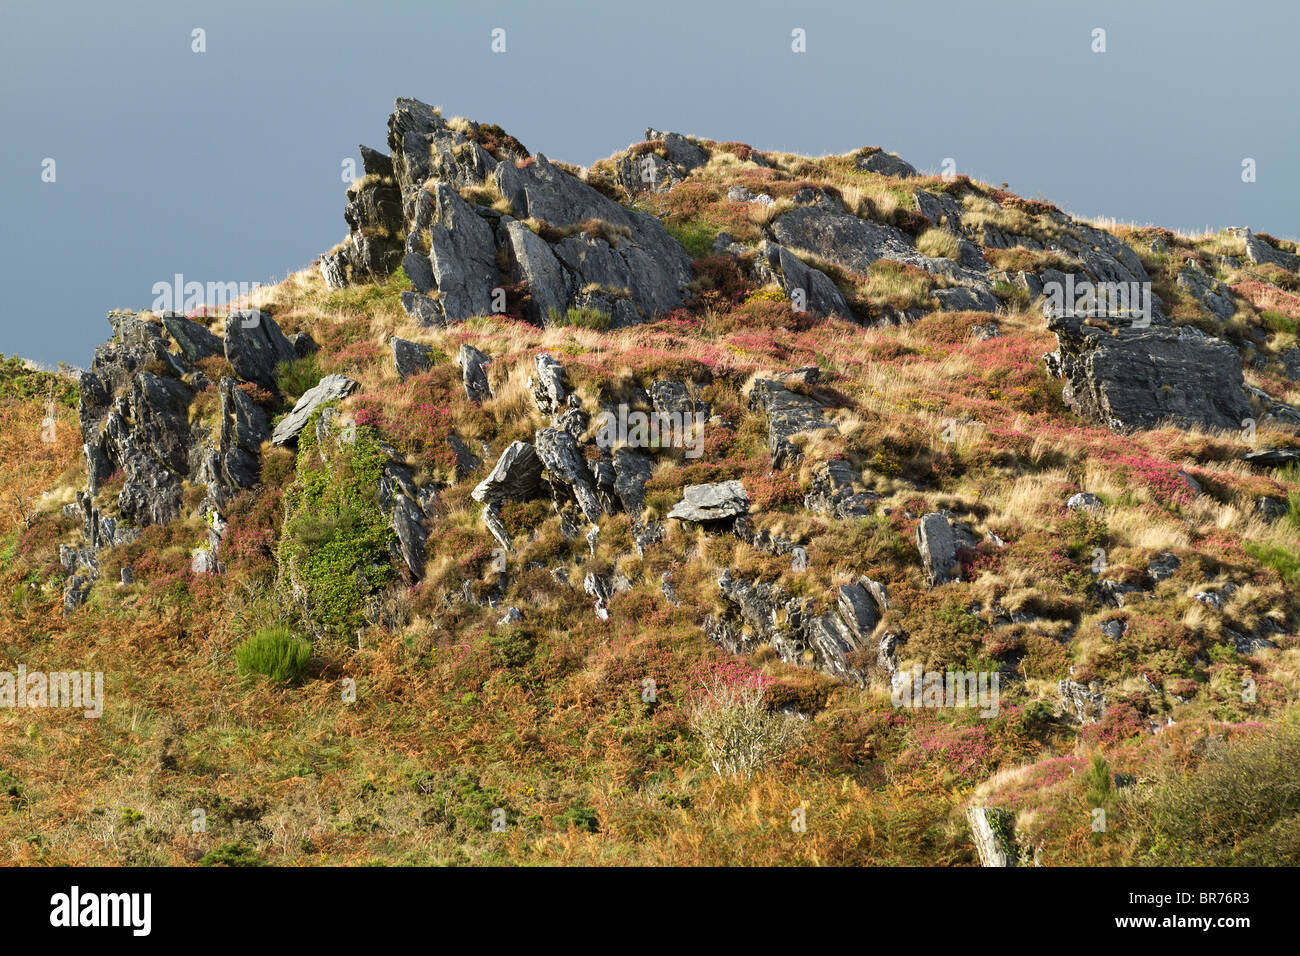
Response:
[1045, 313, 1252, 433]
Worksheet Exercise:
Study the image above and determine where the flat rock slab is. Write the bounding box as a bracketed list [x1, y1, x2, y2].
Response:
[271, 374, 360, 445]
[667, 480, 749, 522]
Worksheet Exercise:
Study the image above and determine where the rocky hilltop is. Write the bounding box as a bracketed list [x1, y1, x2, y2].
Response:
[5, 97, 1300, 866]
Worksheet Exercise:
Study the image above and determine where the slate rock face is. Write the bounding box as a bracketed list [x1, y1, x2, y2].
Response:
[758, 241, 854, 319]
[271, 374, 360, 446]
[611, 447, 654, 521]
[224, 311, 297, 390]
[1245, 233, 1300, 271]
[1175, 261, 1236, 321]
[161, 313, 223, 363]
[748, 378, 833, 469]
[803, 459, 877, 518]
[914, 189, 963, 232]
[535, 427, 603, 523]
[323, 100, 695, 329]
[495, 153, 693, 324]
[1044, 313, 1252, 433]
[528, 352, 569, 417]
[808, 576, 889, 685]
[428, 183, 499, 321]
[216, 377, 270, 495]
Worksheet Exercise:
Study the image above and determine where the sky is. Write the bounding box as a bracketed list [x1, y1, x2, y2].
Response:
[1, 0, 1296, 368]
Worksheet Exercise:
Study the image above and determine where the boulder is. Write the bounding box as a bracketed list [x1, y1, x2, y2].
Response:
[855, 150, 917, 178]
[916, 512, 958, 585]
[271, 374, 360, 446]
[392, 338, 437, 380]
[400, 291, 444, 327]
[1066, 492, 1104, 514]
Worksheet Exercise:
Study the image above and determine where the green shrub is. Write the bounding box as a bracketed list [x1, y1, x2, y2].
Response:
[235, 625, 312, 683]
[556, 805, 600, 833]
[199, 842, 262, 867]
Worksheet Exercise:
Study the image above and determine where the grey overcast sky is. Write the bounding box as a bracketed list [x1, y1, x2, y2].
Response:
[1, 0, 1296, 368]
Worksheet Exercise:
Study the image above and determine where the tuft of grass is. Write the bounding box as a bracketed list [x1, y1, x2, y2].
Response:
[235, 625, 312, 683]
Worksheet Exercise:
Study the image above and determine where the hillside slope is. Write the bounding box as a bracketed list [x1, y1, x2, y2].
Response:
[2, 98, 1300, 866]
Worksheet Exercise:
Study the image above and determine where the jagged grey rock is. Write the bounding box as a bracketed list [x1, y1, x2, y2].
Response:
[161, 313, 223, 363]
[1058, 679, 1106, 723]
[1245, 233, 1300, 271]
[503, 219, 569, 322]
[400, 291, 444, 327]
[611, 447, 654, 520]
[803, 459, 877, 518]
[457, 344, 493, 402]
[855, 150, 917, 178]
[1066, 492, 1104, 514]
[224, 310, 297, 390]
[271, 374, 360, 446]
[1175, 260, 1236, 321]
[808, 576, 888, 685]
[429, 183, 500, 321]
[472, 441, 544, 505]
[916, 512, 958, 586]
[528, 352, 568, 416]
[535, 427, 602, 523]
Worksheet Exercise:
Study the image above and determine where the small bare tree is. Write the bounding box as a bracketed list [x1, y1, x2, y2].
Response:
[689, 678, 800, 779]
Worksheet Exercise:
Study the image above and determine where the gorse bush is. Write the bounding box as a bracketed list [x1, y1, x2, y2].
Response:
[235, 625, 312, 683]
[1137, 722, 1300, 865]
[277, 410, 396, 638]
[689, 678, 800, 779]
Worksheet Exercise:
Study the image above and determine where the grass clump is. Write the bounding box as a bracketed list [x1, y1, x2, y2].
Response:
[235, 625, 312, 683]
